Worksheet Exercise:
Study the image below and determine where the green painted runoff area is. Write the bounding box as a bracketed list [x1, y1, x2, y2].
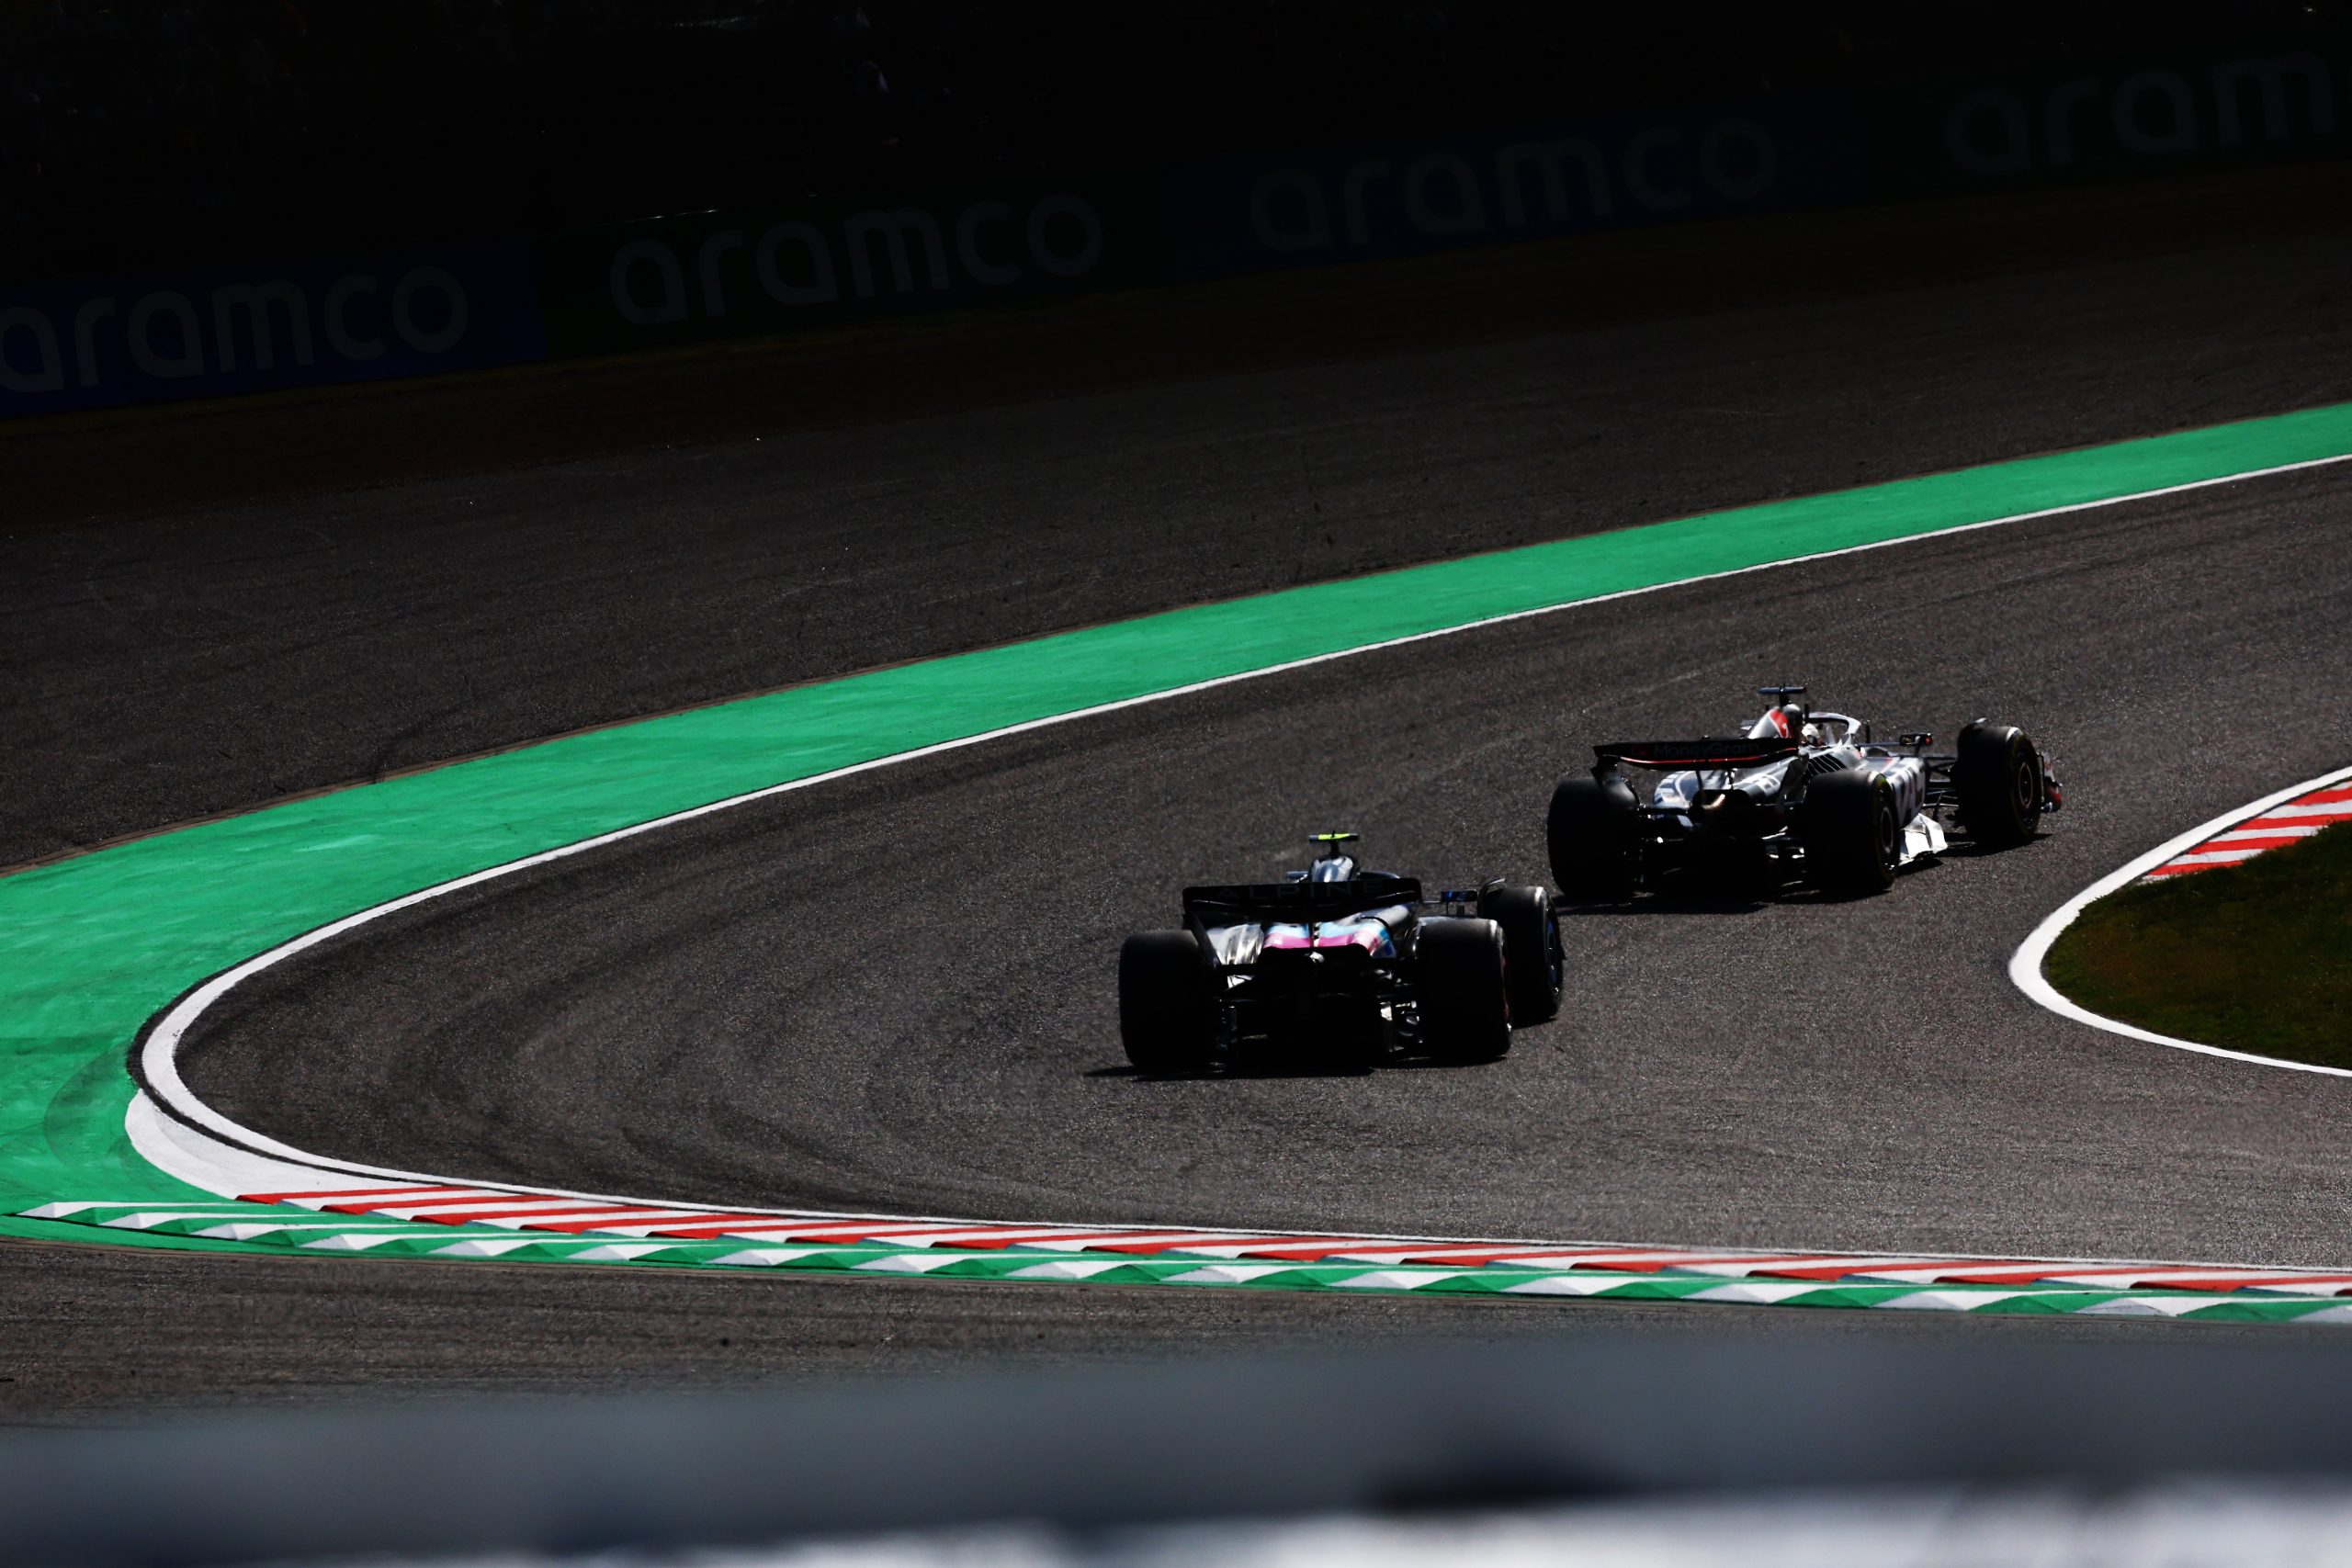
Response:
[6, 399, 2351, 1258]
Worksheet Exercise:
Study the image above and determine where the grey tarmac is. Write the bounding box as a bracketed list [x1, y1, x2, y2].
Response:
[177, 475, 2352, 1271]
[9, 220, 2352, 1420]
[9, 228, 2352, 870]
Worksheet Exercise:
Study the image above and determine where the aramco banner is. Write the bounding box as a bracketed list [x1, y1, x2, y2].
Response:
[9, 43, 2349, 420]
[534, 176, 1166, 357]
[0, 243, 545, 418]
[1864, 45, 2352, 197]
[1165, 96, 1867, 280]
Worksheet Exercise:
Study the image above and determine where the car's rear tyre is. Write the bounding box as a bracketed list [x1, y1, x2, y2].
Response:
[1547, 774, 1639, 901]
[1481, 884, 1562, 1024]
[1802, 770, 1898, 895]
[1955, 721, 2044, 847]
[1119, 931, 1213, 1072]
[1417, 917, 1511, 1062]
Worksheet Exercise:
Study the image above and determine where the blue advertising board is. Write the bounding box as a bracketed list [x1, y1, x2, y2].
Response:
[1168, 96, 1867, 281]
[0, 242, 546, 418]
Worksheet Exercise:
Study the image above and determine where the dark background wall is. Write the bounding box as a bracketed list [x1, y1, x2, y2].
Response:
[6, 3, 2350, 422]
[7, 2, 2347, 284]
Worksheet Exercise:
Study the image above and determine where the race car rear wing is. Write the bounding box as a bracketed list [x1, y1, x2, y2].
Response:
[1593, 738, 1799, 772]
[1182, 878, 1423, 926]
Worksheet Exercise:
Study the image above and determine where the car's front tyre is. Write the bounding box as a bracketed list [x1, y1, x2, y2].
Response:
[1955, 721, 2045, 847]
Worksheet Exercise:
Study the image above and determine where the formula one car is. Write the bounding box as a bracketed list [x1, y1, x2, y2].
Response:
[1118, 833, 1562, 1071]
[1546, 686, 2062, 899]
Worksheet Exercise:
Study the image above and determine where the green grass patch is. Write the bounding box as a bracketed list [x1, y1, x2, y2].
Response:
[2047, 823, 2352, 1066]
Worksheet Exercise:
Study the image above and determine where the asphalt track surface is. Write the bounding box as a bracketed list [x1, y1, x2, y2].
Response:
[12, 227, 2352, 870]
[183, 468, 2352, 1265]
[10, 220, 2352, 1417]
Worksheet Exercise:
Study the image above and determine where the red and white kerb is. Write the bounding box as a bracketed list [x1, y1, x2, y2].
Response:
[2142, 781, 2352, 879]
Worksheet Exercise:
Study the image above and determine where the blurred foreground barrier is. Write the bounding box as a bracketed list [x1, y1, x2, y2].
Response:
[9, 1330, 2352, 1567]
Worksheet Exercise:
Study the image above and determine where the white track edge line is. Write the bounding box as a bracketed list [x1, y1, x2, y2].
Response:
[131, 447, 2352, 1258]
[2009, 763, 2352, 1076]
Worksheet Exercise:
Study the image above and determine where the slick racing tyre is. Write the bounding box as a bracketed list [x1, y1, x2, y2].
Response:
[1481, 883, 1563, 1024]
[1119, 930, 1214, 1072]
[1955, 721, 2045, 847]
[1547, 774, 1639, 901]
[1802, 770, 1899, 895]
[1417, 917, 1511, 1062]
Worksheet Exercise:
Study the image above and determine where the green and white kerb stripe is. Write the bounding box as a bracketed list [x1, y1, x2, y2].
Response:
[26, 1194, 2352, 1324]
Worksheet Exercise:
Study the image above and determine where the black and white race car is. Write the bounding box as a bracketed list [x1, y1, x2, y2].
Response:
[1118, 834, 1562, 1071]
[1546, 686, 2062, 899]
